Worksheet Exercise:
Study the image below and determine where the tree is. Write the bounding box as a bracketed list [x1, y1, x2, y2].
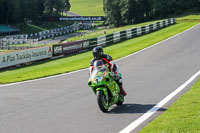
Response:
[0, 0, 71, 24]
[44, 0, 70, 16]
[103, 0, 200, 27]
[63, 0, 71, 12]
[36, 0, 46, 17]
[103, 0, 122, 27]
[152, 0, 176, 18]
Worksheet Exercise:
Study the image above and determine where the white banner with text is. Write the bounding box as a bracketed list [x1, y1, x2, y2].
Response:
[0, 46, 52, 69]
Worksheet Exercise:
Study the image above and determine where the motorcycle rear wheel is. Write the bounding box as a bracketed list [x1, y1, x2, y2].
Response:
[97, 90, 109, 112]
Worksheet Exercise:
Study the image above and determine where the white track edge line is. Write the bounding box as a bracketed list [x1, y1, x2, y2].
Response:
[0, 23, 199, 88]
[119, 70, 200, 133]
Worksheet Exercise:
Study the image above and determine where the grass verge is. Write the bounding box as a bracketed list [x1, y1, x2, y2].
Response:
[0, 21, 197, 84]
[176, 13, 200, 21]
[70, 0, 104, 16]
[139, 77, 200, 133]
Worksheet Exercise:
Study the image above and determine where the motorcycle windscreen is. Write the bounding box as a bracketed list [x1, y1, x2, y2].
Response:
[90, 60, 107, 80]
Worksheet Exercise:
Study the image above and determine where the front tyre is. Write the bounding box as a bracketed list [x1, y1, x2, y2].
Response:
[97, 90, 109, 112]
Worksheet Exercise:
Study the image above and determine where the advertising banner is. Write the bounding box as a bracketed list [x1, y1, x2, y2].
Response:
[59, 16, 105, 21]
[62, 40, 89, 55]
[0, 46, 52, 69]
[53, 45, 63, 56]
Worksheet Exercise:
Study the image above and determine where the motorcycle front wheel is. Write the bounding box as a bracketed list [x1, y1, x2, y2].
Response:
[97, 90, 109, 112]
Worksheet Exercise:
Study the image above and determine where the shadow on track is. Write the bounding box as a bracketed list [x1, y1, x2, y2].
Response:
[107, 104, 166, 114]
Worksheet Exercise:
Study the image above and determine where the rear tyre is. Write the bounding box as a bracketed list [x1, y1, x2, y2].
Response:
[97, 90, 109, 112]
[116, 94, 124, 106]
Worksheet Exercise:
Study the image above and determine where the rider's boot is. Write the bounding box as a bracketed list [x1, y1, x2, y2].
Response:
[120, 86, 127, 96]
[114, 73, 127, 96]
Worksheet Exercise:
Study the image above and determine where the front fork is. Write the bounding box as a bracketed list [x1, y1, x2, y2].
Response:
[96, 87, 109, 101]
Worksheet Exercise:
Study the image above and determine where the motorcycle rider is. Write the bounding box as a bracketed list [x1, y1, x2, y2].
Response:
[89, 46, 127, 96]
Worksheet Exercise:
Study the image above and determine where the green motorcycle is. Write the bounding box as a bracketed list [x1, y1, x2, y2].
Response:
[88, 60, 124, 112]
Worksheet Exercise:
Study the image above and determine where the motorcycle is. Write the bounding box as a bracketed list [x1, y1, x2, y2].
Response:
[88, 60, 124, 112]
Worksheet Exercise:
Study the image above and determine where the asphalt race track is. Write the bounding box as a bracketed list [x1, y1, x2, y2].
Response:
[0, 24, 200, 133]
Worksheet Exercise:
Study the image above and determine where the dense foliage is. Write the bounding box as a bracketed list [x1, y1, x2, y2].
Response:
[103, 0, 200, 27]
[0, 0, 71, 24]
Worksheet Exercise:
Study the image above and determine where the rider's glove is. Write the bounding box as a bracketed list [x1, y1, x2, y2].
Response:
[114, 74, 121, 81]
[110, 72, 120, 81]
[110, 72, 115, 77]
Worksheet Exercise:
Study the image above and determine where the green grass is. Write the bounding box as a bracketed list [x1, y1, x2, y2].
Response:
[0, 50, 14, 53]
[0, 21, 197, 84]
[70, 0, 104, 16]
[20, 21, 74, 34]
[176, 13, 200, 21]
[93, 21, 104, 26]
[139, 77, 200, 133]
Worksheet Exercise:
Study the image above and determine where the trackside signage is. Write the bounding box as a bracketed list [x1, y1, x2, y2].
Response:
[59, 16, 105, 21]
[0, 46, 52, 69]
[53, 45, 63, 56]
[62, 40, 89, 55]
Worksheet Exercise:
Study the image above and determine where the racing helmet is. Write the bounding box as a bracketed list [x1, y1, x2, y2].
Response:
[92, 46, 104, 60]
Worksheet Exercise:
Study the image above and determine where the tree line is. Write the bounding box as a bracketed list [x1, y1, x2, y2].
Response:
[103, 0, 200, 27]
[0, 0, 70, 24]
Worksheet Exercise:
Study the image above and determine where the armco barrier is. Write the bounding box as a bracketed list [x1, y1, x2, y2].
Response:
[29, 21, 99, 41]
[55, 18, 176, 54]
[0, 34, 28, 46]
[106, 34, 113, 45]
[28, 22, 80, 40]
[88, 18, 176, 47]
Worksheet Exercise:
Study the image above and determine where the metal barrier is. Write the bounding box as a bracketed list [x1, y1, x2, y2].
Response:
[52, 18, 176, 56]
[88, 18, 176, 48]
[28, 22, 80, 40]
[0, 34, 28, 46]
